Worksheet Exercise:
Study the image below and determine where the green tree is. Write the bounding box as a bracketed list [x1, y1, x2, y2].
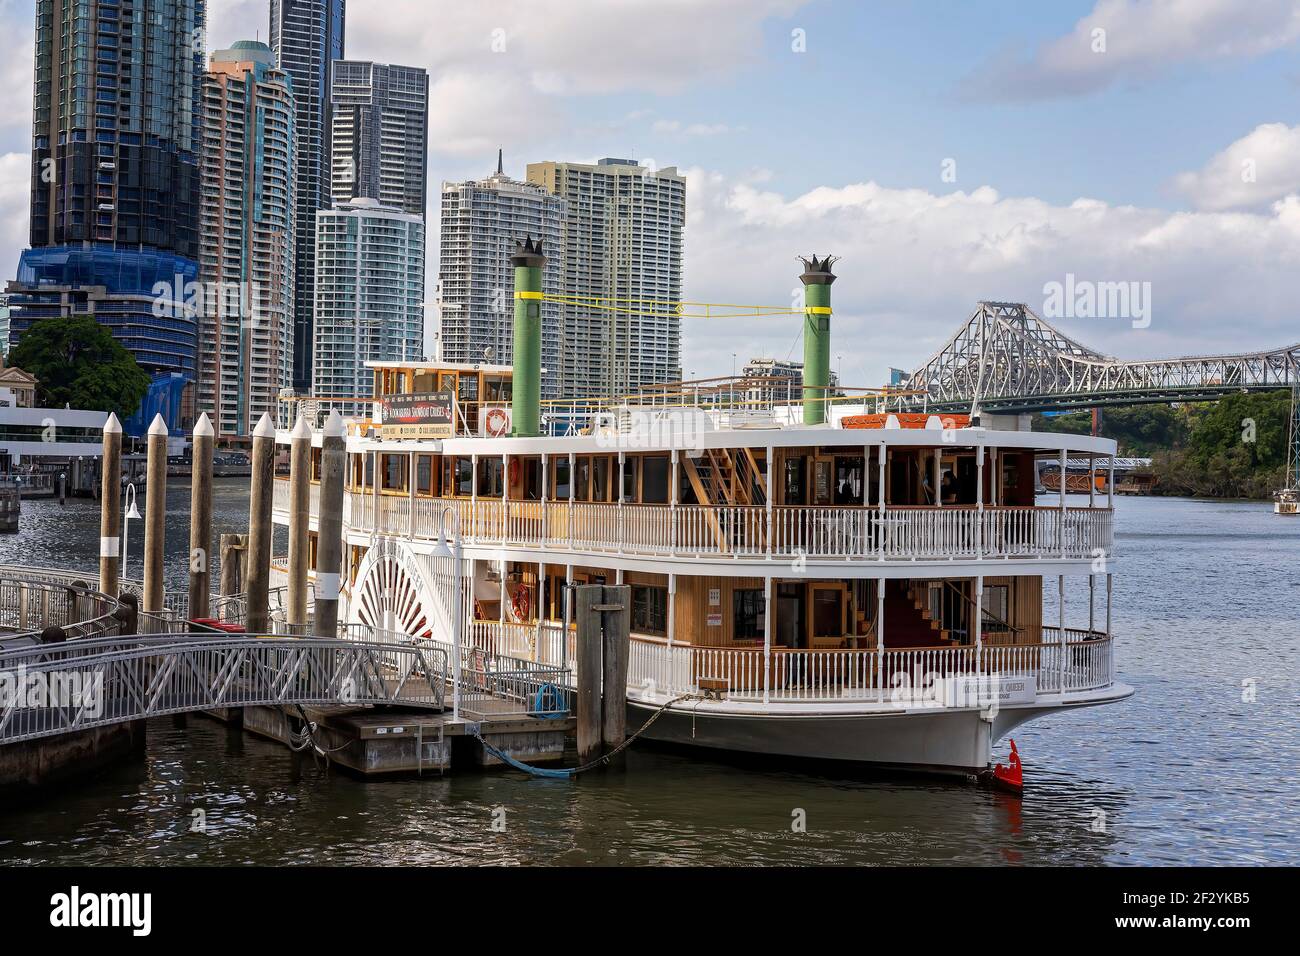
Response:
[8, 315, 150, 419]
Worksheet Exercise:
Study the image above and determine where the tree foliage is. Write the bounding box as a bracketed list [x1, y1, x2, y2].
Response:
[8, 314, 150, 419]
[1033, 393, 1290, 499]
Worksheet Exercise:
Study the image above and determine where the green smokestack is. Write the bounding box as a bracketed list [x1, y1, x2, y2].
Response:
[800, 254, 837, 425]
[511, 237, 545, 437]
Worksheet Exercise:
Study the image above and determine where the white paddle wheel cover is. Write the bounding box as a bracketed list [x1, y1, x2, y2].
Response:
[348, 538, 441, 640]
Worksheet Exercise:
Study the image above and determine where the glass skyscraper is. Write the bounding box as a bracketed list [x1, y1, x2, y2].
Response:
[329, 61, 429, 217]
[312, 197, 424, 419]
[6, 0, 207, 432]
[527, 158, 686, 400]
[271, 0, 346, 391]
[438, 157, 564, 398]
[199, 41, 297, 442]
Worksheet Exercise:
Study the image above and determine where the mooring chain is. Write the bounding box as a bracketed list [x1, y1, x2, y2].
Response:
[475, 692, 705, 778]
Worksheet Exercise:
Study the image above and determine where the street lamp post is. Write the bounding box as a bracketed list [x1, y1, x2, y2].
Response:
[120, 482, 141, 582]
[434, 505, 464, 721]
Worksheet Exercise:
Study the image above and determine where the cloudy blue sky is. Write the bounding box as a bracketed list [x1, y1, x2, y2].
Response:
[1, 0, 1298, 386]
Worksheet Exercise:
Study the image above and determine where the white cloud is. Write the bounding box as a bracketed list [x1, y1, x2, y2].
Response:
[967, 0, 1300, 100]
[681, 168, 1300, 383]
[1174, 122, 1300, 211]
[335, 0, 801, 158]
[0, 26, 33, 138]
[652, 120, 744, 136]
[0, 151, 30, 274]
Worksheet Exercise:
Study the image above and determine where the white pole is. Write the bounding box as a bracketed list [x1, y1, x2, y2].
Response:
[877, 441, 887, 561]
[763, 575, 772, 706]
[974, 574, 983, 672]
[976, 443, 984, 559]
[1058, 574, 1066, 692]
[765, 443, 774, 558]
[1105, 572, 1112, 637]
[876, 576, 886, 700]
[1058, 448, 1067, 558]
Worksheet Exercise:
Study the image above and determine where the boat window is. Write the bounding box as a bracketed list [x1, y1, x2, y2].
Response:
[554, 457, 571, 499]
[622, 456, 639, 501]
[630, 584, 668, 636]
[381, 454, 407, 491]
[415, 455, 433, 495]
[784, 456, 806, 505]
[455, 458, 473, 497]
[478, 457, 504, 498]
[521, 458, 541, 500]
[592, 456, 610, 502]
[981, 584, 1011, 631]
[575, 456, 591, 501]
[733, 588, 766, 640]
[835, 455, 864, 505]
[362, 454, 374, 489]
[811, 587, 845, 641]
[642, 456, 669, 503]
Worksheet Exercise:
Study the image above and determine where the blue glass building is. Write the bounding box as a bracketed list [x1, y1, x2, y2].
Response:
[6, 0, 206, 434]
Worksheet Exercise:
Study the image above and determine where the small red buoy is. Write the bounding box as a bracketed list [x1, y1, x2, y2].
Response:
[991, 739, 1023, 794]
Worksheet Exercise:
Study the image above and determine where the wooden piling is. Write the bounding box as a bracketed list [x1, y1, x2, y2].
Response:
[219, 533, 246, 598]
[313, 411, 346, 638]
[244, 413, 275, 633]
[575, 585, 604, 766]
[600, 584, 630, 766]
[142, 413, 168, 615]
[98, 413, 123, 596]
[188, 412, 214, 621]
[286, 417, 312, 628]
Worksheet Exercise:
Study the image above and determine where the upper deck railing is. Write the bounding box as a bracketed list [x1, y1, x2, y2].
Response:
[276, 486, 1111, 562]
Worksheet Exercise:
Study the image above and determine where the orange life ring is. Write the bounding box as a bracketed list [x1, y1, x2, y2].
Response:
[508, 457, 520, 487]
[511, 585, 531, 621]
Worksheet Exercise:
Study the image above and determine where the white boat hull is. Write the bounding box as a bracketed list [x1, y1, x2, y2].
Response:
[627, 684, 1134, 774]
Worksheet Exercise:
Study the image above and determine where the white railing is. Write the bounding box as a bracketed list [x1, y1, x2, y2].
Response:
[299, 486, 1113, 563]
[430, 619, 1113, 707]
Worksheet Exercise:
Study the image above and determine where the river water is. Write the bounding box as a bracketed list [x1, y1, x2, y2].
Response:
[0, 483, 1295, 865]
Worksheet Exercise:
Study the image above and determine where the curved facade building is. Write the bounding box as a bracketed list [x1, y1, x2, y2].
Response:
[199, 40, 297, 442]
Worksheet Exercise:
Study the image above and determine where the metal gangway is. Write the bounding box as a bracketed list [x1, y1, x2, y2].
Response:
[0, 630, 448, 746]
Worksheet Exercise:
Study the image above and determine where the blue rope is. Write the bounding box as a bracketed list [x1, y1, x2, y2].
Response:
[475, 733, 574, 778]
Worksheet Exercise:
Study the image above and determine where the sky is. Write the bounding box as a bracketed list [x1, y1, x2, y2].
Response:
[1, 0, 1298, 388]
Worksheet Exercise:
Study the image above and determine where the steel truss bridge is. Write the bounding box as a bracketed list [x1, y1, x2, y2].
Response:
[0, 632, 447, 745]
[897, 301, 1300, 415]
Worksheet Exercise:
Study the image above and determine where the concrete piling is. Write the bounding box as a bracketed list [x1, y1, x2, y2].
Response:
[142, 413, 168, 615]
[188, 412, 215, 621]
[98, 413, 123, 596]
[245, 413, 276, 634]
[286, 417, 312, 629]
[313, 411, 346, 638]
